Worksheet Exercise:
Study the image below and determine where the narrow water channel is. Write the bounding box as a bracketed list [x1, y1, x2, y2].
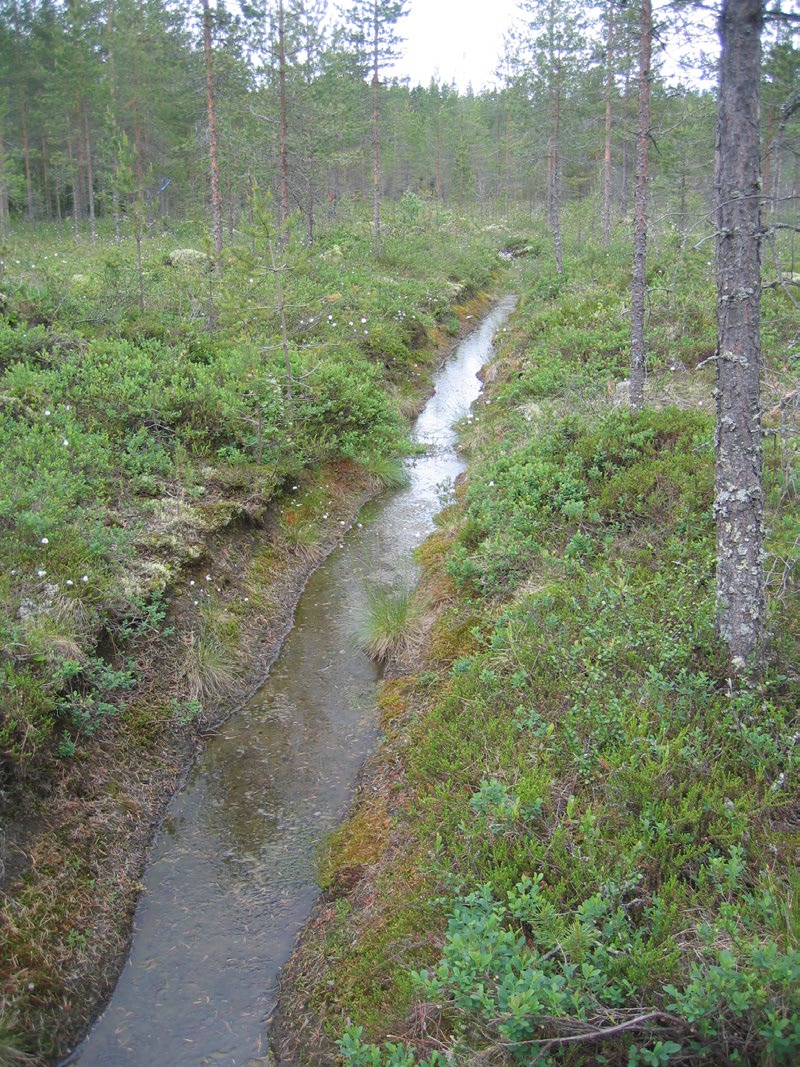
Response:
[65, 297, 515, 1067]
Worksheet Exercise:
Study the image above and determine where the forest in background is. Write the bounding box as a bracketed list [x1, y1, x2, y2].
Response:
[0, 0, 798, 1063]
[1, 0, 796, 240]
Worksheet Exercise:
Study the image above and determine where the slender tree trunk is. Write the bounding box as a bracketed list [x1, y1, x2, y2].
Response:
[74, 116, 87, 224]
[278, 0, 290, 233]
[543, 0, 563, 276]
[203, 0, 223, 269]
[621, 139, 629, 215]
[41, 131, 52, 218]
[12, 1, 34, 223]
[714, 0, 765, 669]
[372, 69, 381, 241]
[67, 132, 79, 237]
[763, 101, 775, 212]
[547, 69, 563, 275]
[105, 0, 121, 243]
[620, 69, 631, 215]
[135, 211, 145, 310]
[20, 96, 34, 222]
[83, 101, 97, 239]
[546, 124, 556, 228]
[371, 3, 381, 242]
[0, 126, 9, 227]
[603, 0, 615, 248]
[630, 0, 651, 414]
[306, 151, 316, 246]
[678, 171, 688, 234]
[502, 104, 511, 212]
[112, 187, 121, 243]
[131, 4, 145, 200]
[435, 114, 443, 201]
[268, 234, 293, 411]
[248, 173, 255, 252]
[550, 86, 563, 275]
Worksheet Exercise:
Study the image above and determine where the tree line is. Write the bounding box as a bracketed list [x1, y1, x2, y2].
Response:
[0, 0, 793, 243]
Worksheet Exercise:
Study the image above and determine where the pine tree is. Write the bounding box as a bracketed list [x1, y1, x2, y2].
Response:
[514, 0, 588, 273]
[714, 0, 765, 669]
[342, 0, 408, 242]
[630, 0, 651, 413]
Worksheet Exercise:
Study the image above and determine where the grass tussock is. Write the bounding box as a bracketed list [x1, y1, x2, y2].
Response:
[182, 621, 240, 705]
[360, 455, 412, 492]
[357, 587, 424, 665]
[279, 513, 326, 563]
[0, 1004, 37, 1066]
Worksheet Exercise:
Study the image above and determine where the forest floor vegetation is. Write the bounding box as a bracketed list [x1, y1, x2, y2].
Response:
[272, 221, 798, 1067]
[0, 202, 516, 1063]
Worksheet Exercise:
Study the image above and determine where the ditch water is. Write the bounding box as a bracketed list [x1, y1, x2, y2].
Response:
[64, 296, 516, 1067]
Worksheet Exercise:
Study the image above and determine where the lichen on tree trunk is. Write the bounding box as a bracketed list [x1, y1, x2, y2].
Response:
[714, 0, 765, 669]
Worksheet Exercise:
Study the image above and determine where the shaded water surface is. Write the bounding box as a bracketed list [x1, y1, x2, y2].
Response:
[66, 297, 515, 1066]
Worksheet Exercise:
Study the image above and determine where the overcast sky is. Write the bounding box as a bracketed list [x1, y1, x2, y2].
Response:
[386, 0, 520, 92]
[383, 0, 720, 93]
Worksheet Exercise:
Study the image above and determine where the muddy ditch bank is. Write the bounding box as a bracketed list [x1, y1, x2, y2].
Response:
[2, 462, 381, 1064]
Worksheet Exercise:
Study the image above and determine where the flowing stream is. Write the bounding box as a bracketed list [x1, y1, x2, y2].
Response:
[65, 297, 515, 1067]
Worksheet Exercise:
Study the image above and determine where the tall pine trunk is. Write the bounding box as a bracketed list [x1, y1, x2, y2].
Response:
[20, 96, 34, 223]
[714, 0, 765, 669]
[105, 0, 121, 244]
[203, 0, 223, 269]
[67, 131, 79, 237]
[12, 1, 34, 223]
[131, 2, 145, 204]
[41, 131, 52, 218]
[0, 126, 9, 228]
[371, 2, 381, 242]
[630, 0, 651, 414]
[74, 117, 86, 224]
[278, 0, 290, 233]
[620, 69, 631, 215]
[83, 101, 97, 240]
[372, 70, 381, 241]
[549, 83, 563, 275]
[603, 0, 615, 248]
[306, 152, 316, 246]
